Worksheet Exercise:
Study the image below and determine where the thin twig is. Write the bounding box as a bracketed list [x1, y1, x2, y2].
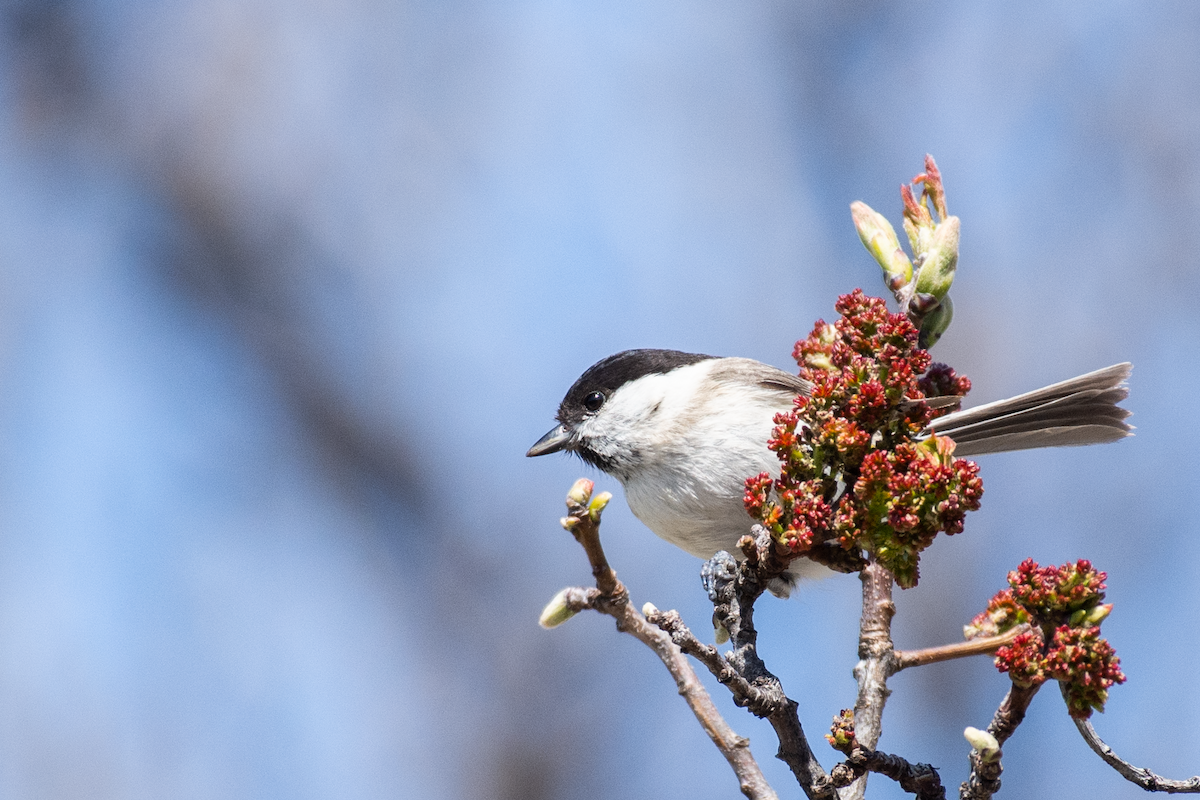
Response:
[986, 683, 1040, 745]
[768, 702, 833, 800]
[1064, 685, 1200, 793]
[556, 482, 779, 800]
[959, 683, 1041, 800]
[830, 746, 946, 800]
[650, 609, 783, 716]
[894, 625, 1029, 671]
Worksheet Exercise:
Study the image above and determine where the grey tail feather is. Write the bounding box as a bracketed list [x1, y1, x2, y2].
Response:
[926, 363, 1133, 457]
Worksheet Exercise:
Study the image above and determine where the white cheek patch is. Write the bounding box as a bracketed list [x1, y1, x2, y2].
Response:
[574, 364, 714, 469]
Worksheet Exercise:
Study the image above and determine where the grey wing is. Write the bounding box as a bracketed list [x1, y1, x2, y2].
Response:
[927, 363, 1133, 456]
[707, 357, 812, 398]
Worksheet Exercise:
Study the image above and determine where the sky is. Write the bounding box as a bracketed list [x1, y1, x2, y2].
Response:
[0, 1, 1197, 798]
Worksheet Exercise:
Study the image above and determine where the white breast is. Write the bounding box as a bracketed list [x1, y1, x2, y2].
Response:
[590, 360, 792, 560]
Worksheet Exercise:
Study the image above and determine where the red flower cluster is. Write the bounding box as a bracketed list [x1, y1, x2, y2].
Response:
[1008, 558, 1108, 619]
[1046, 625, 1126, 718]
[993, 630, 1045, 687]
[743, 289, 983, 588]
[970, 559, 1126, 719]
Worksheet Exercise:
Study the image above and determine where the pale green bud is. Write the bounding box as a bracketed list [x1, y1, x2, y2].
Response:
[1071, 603, 1113, 627]
[588, 491, 612, 522]
[902, 214, 931, 257]
[901, 180, 935, 254]
[963, 727, 1001, 762]
[915, 216, 960, 300]
[641, 601, 659, 617]
[566, 478, 594, 507]
[850, 201, 913, 288]
[539, 589, 578, 629]
[805, 353, 834, 372]
[1085, 603, 1113, 625]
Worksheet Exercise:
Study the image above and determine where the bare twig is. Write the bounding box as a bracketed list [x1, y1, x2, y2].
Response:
[853, 559, 898, 748]
[692, 537, 954, 800]
[768, 702, 834, 800]
[842, 559, 898, 800]
[894, 625, 1030, 672]
[959, 683, 1041, 800]
[552, 481, 779, 800]
[985, 683, 1040, 745]
[830, 746, 945, 800]
[826, 709, 944, 798]
[699, 546, 836, 800]
[649, 609, 782, 716]
[1064, 685, 1200, 793]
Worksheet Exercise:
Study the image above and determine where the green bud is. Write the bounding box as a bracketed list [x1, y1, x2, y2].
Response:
[850, 201, 913, 287]
[560, 516, 579, 531]
[539, 589, 578, 629]
[566, 478, 594, 507]
[918, 294, 953, 348]
[1085, 604, 1113, 625]
[914, 216, 960, 299]
[963, 727, 1001, 762]
[588, 491, 612, 522]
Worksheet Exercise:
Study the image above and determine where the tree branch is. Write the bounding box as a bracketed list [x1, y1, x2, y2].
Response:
[959, 683, 1041, 800]
[694, 543, 836, 800]
[550, 481, 779, 800]
[894, 625, 1029, 672]
[842, 558, 898, 800]
[1064, 685, 1200, 793]
[649, 609, 782, 716]
[830, 746, 945, 800]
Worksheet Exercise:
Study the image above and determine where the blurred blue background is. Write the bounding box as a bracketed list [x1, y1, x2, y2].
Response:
[0, 1, 1196, 797]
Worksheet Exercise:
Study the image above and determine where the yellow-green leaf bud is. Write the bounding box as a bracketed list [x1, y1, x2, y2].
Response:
[539, 589, 578, 629]
[850, 201, 913, 289]
[588, 491, 612, 522]
[915, 216, 960, 300]
[963, 727, 1001, 762]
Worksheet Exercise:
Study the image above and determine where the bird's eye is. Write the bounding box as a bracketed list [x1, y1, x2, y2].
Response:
[583, 391, 605, 412]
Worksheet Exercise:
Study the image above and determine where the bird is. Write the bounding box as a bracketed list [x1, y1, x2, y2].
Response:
[527, 349, 1132, 594]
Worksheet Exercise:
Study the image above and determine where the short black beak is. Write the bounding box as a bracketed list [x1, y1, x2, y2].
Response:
[526, 423, 572, 457]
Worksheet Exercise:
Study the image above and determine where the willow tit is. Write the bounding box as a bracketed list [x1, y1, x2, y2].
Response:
[527, 349, 1132, 594]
